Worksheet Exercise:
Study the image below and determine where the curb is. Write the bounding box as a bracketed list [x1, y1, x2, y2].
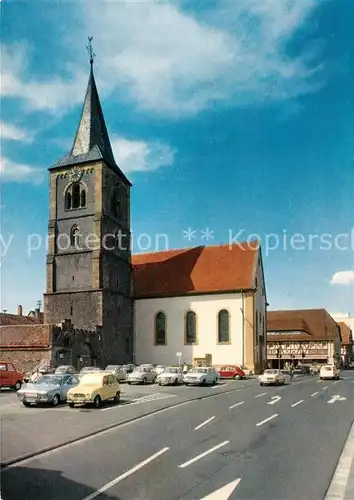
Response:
[1, 384, 250, 469]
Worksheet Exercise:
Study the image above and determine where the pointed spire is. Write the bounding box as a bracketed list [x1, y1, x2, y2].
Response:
[53, 37, 117, 170]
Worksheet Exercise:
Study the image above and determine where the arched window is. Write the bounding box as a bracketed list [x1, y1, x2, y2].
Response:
[72, 183, 80, 209]
[80, 189, 86, 208]
[185, 311, 197, 344]
[155, 312, 166, 345]
[65, 192, 72, 210]
[218, 309, 230, 343]
[70, 225, 80, 247]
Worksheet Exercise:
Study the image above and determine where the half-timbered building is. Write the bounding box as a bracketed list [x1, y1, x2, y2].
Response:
[338, 322, 353, 367]
[267, 309, 341, 368]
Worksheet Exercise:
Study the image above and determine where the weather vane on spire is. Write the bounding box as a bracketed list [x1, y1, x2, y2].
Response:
[86, 36, 96, 66]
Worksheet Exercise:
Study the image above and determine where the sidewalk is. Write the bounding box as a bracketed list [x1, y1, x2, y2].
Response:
[325, 421, 354, 499]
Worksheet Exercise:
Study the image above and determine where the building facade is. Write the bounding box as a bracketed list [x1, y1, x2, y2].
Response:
[338, 322, 353, 367]
[267, 309, 342, 368]
[43, 64, 134, 366]
[134, 243, 267, 373]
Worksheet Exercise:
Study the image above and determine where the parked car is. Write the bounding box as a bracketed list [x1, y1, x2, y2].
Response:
[183, 367, 219, 386]
[259, 369, 285, 386]
[55, 365, 76, 375]
[105, 365, 127, 382]
[67, 372, 120, 408]
[219, 365, 246, 380]
[127, 366, 157, 385]
[122, 364, 135, 374]
[0, 361, 24, 390]
[79, 366, 101, 374]
[320, 364, 340, 380]
[156, 367, 184, 386]
[281, 370, 291, 383]
[17, 374, 79, 407]
[155, 365, 166, 375]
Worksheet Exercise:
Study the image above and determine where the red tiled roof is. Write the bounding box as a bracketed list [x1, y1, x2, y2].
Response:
[338, 322, 352, 345]
[0, 313, 41, 326]
[132, 242, 259, 298]
[267, 309, 340, 341]
[0, 325, 51, 348]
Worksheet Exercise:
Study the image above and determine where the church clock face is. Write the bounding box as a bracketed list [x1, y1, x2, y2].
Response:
[69, 166, 82, 183]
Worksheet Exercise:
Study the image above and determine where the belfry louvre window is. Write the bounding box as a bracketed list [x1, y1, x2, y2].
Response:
[185, 311, 197, 344]
[155, 312, 166, 345]
[66, 183, 86, 210]
[218, 309, 230, 343]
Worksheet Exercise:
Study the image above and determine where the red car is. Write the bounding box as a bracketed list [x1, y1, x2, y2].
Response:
[219, 365, 246, 380]
[0, 361, 24, 390]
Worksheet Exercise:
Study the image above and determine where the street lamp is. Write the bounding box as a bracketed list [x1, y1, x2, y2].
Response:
[277, 346, 282, 369]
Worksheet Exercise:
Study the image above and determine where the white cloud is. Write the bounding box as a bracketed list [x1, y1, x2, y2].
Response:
[0, 157, 44, 184]
[1, 122, 35, 143]
[83, 0, 323, 115]
[0, 43, 86, 114]
[330, 271, 354, 285]
[111, 136, 176, 173]
[1, 0, 324, 117]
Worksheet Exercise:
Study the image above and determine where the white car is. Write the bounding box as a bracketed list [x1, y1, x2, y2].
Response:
[127, 366, 157, 385]
[320, 364, 340, 380]
[183, 367, 219, 386]
[281, 370, 291, 383]
[259, 369, 285, 386]
[157, 367, 184, 386]
[155, 365, 167, 375]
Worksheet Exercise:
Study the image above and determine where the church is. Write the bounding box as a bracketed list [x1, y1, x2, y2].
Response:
[38, 56, 267, 373]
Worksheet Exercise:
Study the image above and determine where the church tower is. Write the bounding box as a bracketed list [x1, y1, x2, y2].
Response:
[44, 42, 133, 365]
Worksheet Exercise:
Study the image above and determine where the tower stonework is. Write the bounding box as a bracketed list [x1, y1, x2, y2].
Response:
[44, 64, 133, 366]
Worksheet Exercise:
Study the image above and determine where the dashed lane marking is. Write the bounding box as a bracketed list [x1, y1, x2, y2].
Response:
[311, 392, 319, 397]
[178, 441, 230, 468]
[255, 392, 267, 398]
[194, 416, 216, 430]
[255, 414, 278, 427]
[229, 401, 244, 410]
[291, 400, 304, 408]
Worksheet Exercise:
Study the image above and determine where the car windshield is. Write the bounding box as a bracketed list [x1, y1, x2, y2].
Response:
[106, 366, 119, 371]
[133, 367, 146, 373]
[55, 366, 69, 373]
[323, 366, 333, 371]
[36, 376, 62, 386]
[264, 370, 278, 374]
[164, 367, 178, 373]
[80, 367, 99, 373]
[79, 374, 104, 385]
[190, 368, 207, 373]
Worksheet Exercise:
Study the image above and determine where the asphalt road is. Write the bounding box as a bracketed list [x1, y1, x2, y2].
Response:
[2, 372, 354, 500]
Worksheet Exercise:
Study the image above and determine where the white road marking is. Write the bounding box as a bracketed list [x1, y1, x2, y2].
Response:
[327, 395, 347, 404]
[212, 383, 229, 389]
[195, 416, 216, 430]
[101, 394, 176, 411]
[291, 400, 304, 408]
[255, 414, 278, 427]
[81, 447, 170, 500]
[316, 380, 322, 384]
[229, 401, 244, 410]
[322, 386, 329, 390]
[311, 392, 319, 397]
[179, 441, 230, 468]
[255, 392, 267, 398]
[267, 396, 281, 405]
[332, 381, 340, 385]
[199, 478, 241, 499]
[325, 421, 354, 499]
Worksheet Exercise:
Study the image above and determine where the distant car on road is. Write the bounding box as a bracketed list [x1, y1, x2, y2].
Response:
[55, 365, 76, 375]
[259, 369, 285, 386]
[281, 370, 291, 383]
[0, 361, 24, 391]
[105, 365, 127, 382]
[320, 364, 340, 380]
[127, 366, 157, 385]
[219, 365, 246, 380]
[122, 364, 135, 374]
[67, 372, 120, 409]
[17, 374, 79, 407]
[183, 367, 219, 386]
[156, 367, 184, 386]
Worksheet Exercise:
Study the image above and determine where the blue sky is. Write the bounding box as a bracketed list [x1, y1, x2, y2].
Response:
[1, 0, 353, 316]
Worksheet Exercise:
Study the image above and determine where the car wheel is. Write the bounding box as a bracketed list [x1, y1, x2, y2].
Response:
[52, 394, 60, 407]
[260, 383, 264, 387]
[23, 401, 31, 407]
[143, 377, 147, 385]
[114, 392, 120, 404]
[202, 379, 206, 386]
[93, 395, 101, 408]
[128, 382, 131, 385]
[233, 374, 241, 380]
[14, 381, 22, 391]
[69, 403, 75, 408]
